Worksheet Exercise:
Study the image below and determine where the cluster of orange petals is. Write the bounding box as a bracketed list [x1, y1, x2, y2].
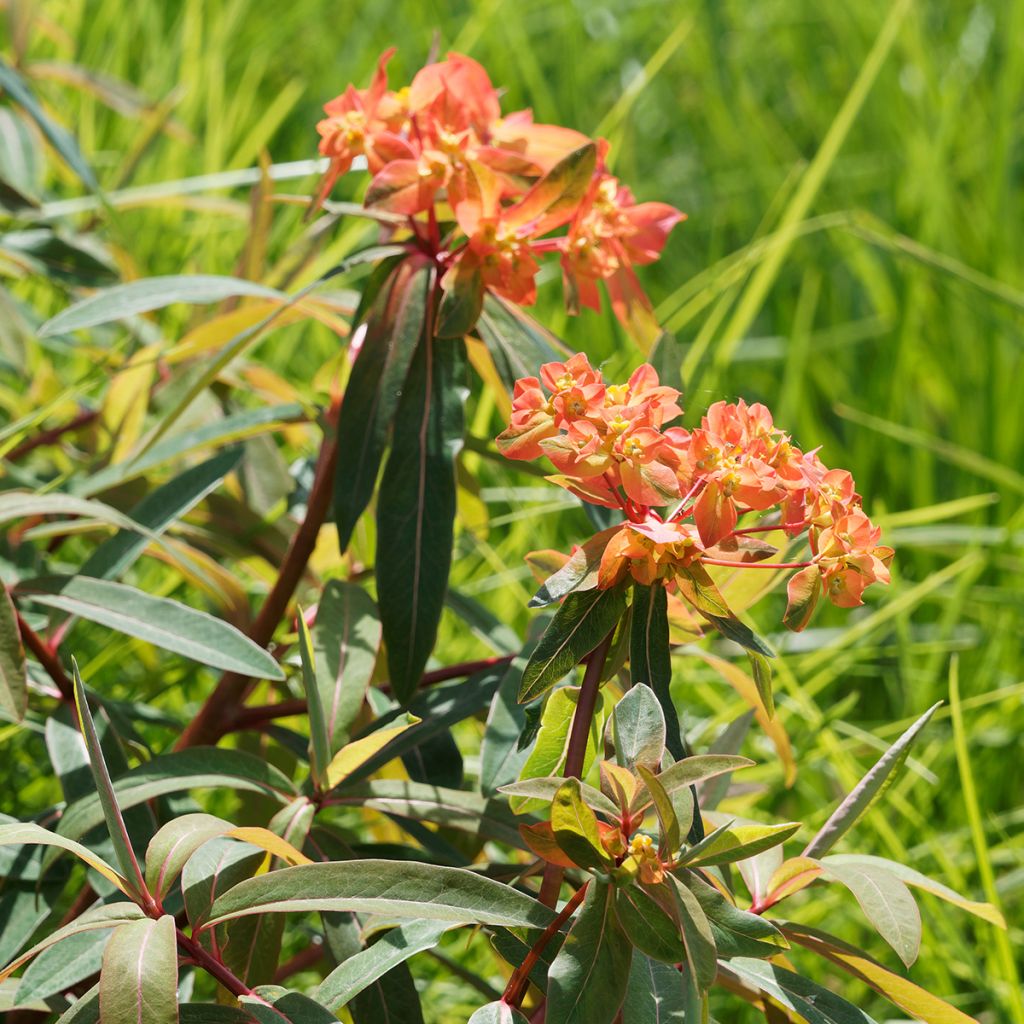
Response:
[497, 354, 893, 629]
[315, 50, 683, 330]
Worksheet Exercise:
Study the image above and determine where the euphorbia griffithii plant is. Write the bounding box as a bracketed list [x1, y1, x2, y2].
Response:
[1, 46, 1003, 1024]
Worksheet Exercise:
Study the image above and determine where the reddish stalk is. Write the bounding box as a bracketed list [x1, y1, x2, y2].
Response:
[274, 941, 325, 982]
[16, 611, 73, 702]
[700, 558, 814, 570]
[504, 881, 589, 1008]
[176, 928, 253, 999]
[175, 420, 338, 750]
[6, 408, 99, 461]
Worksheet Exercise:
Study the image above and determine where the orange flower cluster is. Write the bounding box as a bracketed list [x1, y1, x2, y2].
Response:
[497, 354, 893, 629]
[314, 51, 683, 335]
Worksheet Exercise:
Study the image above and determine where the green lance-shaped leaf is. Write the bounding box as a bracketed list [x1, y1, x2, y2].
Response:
[822, 853, 1005, 927]
[99, 915, 178, 1024]
[622, 953, 696, 1024]
[748, 650, 774, 719]
[608, 682, 666, 770]
[376, 333, 468, 703]
[240, 986, 336, 1023]
[38, 275, 286, 336]
[316, 920, 451, 1011]
[18, 576, 283, 679]
[726, 958, 879, 1024]
[182, 836, 268, 929]
[474, 293, 568, 394]
[500, 776, 619, 820]
[677, 870, 788, 959]
[51, 748, 297, 856]
[312, 579, 381, 751]
[0, 57, 97, 191]
[144, 813, 234, 901]
[629, 583, 686, 760]
[468, 1003, 530, 1024]
[819, 859, 921, 968]
[675, 566, 774, 658]
[802, 702, 941, 859]
[72, 662, 149, 901]
[666, 874, 718, 994]
[180, 1008, 258, 1023]
[680, 819, 800, 868]
[0, 584, 26, 722]
[349, 963, 425, 1024]
[636, 765, 683, 858]
[206, 860, 557, 929]
[613, 885, 685, 964]
[334, 255, 432, 551]
[530, 526, 621, 608]
[0, 902, 144, 983]
[80, 448, 243, 582]
[53, 981, 100, 1023]
[519, 585, 628, 703]
[323, 713, 420, 790]
[296, 612, 330, 787]
[16, 928, 112, 1006]
[436, 251, 484, 338]
[0, 821, 127, 893]
[547, 879, 633, 1024]
[631, 754, 754, 816]
[551, 778, 614, 870]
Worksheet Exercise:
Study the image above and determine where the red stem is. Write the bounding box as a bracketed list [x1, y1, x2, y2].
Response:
[6, 409, 99, 461]
[504, 881, 589, 1008]
[174, 419, 338, 750]
[700, 558, 814, 570]
[176, 928, 253, 999]
[16, 610, 73, 702]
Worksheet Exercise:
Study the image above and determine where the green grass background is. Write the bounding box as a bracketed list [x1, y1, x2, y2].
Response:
[2, 0, 1022, 1020]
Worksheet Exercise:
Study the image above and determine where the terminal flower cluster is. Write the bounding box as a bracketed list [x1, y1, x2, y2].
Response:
[497, 354, 893, 629]
[313, 51, 684, 337]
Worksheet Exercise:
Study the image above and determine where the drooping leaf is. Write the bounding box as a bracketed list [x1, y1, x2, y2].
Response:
[323, 713, 420, 790]
[316, 920, 451, 1011]
[376, 332, 467, 702]
[629, 584, 684, 760]
[614, 885, 685, 964]
[312, 579, 381, 751]
[726, 957, 879, 1024]
[0, 58, 97, 190]
[802, 703, 941, 858]
[510, 142, 597, 234]
[0, 821, 126, 892]
[16, 928, 111, 1006]
[350, 962, 425, 1024]
[19, 576, 283, 680]
[39, 275, 286, 337]
[748, 651, 774, 719]
[240, 986, 336, 1023]
[333, 256, 432, 551]
[54, 980, 100, 1023]
[551, 778, 614, 870]
[519, 585, 627, 703]
[99, 916, 178, 1024]
[79, 448, 243, 582]
[819, 859, 922, 968]
[547, 879, 633, 1024]
[206, 860, 557, 929]
[0, 585, 26, 722]
[822, 853, 1005, 927]
[666, 874, 718, 993]
[530, 526, 620, 608]
[0, 902, 143, 983]
[637, 766, 683, 857]
[622, 953, 695, 1024]
[681, 820, 800, 868]
[782, 923, 979, 1024]
[437, 252, 484, 338]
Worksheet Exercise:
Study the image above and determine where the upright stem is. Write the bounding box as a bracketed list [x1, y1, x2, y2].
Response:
[538, 627, 616, 908]
[175, 420, 338, 750]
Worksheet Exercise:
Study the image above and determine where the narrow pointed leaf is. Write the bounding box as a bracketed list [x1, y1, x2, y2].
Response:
[614, 886, 685, 964]
[681, 820, 800, 868]
[324, 713, 420, 789]
[547, 879, 633, 1024]
[19, 576, 283, 679]
[296, 613, 330, 786]
[376, 333, 467, 702]
[241, 987, 335, 1023]
[622, 953, 694, 1024]
[500, 776, 619, 819]
[632, 755, 754, 815]
[666, 875, 718, 993]
[802, 703, 941, 858]
[39, 275, 285, 336]
[637, 766, 682, 857]
[519, 585, 627, 703]
[334, 256, 432, 550]
[551, 778, 614, 870]
[0, 821, 126, 892]
[531, 527, 620, 608]
[312, 579, 381, 751]
[206, 861, 557, 929]
[17, 928, 111, 1006]
[629, 583, 685, 758]
[819, 859, 921, 967]
[99, 915, 178, 1024]
[475, 294, 567, 395]
[317, 920, 451, 1011]
[72, 663, 148, 899]
[0, 585, 26, 722]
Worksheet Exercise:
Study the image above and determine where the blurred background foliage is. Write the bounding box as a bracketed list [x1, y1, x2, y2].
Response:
[1, 0, 1021, 1020]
